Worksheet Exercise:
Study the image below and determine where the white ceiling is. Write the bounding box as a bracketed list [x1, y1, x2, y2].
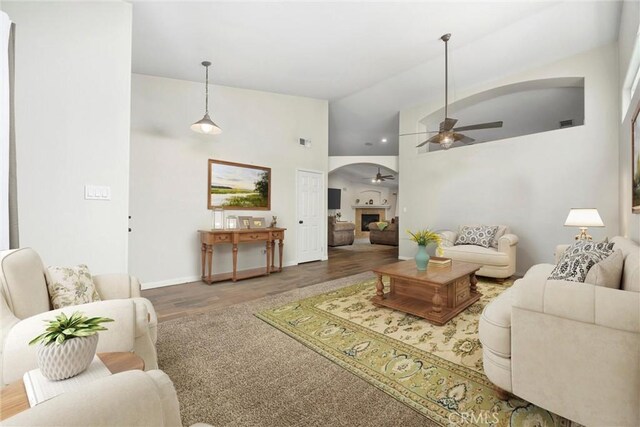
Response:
[130, 1, 622, 156]
[330, 164, 398, 189]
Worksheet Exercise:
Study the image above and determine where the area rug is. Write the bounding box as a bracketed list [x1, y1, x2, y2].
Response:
[256, 277, 571, 426]
[157, 272, 434, 427]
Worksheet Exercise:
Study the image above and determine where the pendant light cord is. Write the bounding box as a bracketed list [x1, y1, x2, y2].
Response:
[205, 64, 209, 114]
[444, 37, 448, 120]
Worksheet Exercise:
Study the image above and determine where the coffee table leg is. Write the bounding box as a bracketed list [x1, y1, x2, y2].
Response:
[375, 273, 384, 297]
[432, 288, 443, 313]
[470, 273, 478, 294]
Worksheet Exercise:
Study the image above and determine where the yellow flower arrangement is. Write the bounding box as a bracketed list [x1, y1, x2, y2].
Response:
[406, 229, 441, 247]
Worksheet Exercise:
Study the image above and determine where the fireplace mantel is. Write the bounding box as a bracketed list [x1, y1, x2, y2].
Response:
[352, 205, 391, 209]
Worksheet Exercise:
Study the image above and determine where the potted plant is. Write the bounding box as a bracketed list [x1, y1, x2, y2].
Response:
[29, 311, 113, 380]
[407, 229, 441, 271]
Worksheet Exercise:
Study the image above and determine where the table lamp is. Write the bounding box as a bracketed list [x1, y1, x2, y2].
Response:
[564, 208, 604, 240]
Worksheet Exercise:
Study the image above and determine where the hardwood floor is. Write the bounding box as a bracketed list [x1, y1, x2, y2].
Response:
[143, 245, 399, 322]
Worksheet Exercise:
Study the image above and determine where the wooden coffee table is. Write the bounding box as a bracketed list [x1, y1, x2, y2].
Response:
[371, 260, 482, 325]
[0, 352, 144, 421]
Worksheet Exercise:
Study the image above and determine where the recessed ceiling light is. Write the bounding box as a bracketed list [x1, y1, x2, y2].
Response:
[381, 138, 388, 143]
[364, 142, 373, 146]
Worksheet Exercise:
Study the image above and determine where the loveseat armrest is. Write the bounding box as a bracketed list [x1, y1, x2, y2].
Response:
[512, 276, 640, 333]
[497, 234, 519, 252]
[554, 244, 571, 263]
[438, 230, 457, 247]
[2, 299, 145, 384]
[93, 274, 142, 299]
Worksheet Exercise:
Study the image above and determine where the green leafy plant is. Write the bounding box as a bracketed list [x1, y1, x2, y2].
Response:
[407, 229, 442, 247]
[29, 312, 114, 346]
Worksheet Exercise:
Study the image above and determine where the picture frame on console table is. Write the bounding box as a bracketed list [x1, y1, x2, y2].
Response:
[632, 103, 640, 214]
[238, 216, 252, 229]
[208, 159, 271, 211]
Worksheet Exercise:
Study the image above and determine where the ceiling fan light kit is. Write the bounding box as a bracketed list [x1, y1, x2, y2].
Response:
[400, 33, 504, 150]
[191, 61, 222, 135]
[371, 167, 394, 183]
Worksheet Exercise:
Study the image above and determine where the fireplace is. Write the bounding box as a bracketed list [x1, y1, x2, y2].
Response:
[361, 214, 380, 231]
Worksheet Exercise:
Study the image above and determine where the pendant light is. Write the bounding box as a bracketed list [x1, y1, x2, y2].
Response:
[191, 61, 222, 135]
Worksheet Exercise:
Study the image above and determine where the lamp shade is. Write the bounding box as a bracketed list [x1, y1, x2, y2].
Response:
[564, 208, 604, 227]
[191, 113, 222, 135]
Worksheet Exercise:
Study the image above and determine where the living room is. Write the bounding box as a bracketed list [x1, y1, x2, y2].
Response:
[0, 1, 639, 426]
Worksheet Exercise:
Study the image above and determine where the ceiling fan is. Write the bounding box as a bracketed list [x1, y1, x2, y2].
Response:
[400, 33, 503, 149]
[371, 167, 395, 183]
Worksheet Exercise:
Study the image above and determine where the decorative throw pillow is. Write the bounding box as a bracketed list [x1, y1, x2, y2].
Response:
[454, 225, 499, 248]
[47, 264, 101, 309]
[584, 249, 624, 289]
[377, 222, 389, 231]
[548, 240, 615, 283]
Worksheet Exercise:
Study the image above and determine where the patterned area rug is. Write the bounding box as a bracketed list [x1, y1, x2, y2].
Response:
[256, 277, 570, 426]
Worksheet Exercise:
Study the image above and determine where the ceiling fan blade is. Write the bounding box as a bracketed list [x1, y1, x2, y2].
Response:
[458, 135, 476, 144]
[439, 118, 457, 132]
[417, 133, 442, 147]
[452, 121, 503, 132]
[380, 175, 394, 179]
[399, 131, 439, 137]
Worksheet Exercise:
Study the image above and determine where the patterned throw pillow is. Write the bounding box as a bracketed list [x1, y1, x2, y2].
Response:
[454, 225, 499, 248]
[47, 264, 101, 309]
[548, 240, 615, 283]
[377, 222, 389, 231]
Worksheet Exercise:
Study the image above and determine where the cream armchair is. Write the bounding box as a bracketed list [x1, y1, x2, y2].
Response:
[1, 370, 211, 427]
[0, 248, 157, 385]
[479, 236, 640, 426]
[438, 226, 518, 279]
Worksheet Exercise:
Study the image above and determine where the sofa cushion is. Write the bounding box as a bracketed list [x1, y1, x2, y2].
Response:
[584, 249, 624, 289]
[441, 245, 509, 266]
[455, 225, 499, 248]
[548, 240, 614, 283]
[611, 236, 640, 292]
[479, 287, 513, 358]
[47, 264, 101, 309]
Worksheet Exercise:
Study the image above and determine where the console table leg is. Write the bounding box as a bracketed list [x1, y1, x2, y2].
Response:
[278, 239, 284, 271]
[432, 288, 443, 313]
[375, 273, 384, 297]
[271, 241, 276, 270]
[232, 244, 238, 282]
[201, 243, 206, 280]
[207, 245, 213, 284]
[266, 241, 271, 275]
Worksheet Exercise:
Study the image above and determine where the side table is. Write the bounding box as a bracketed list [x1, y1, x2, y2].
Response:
[0, 352, 144, 421]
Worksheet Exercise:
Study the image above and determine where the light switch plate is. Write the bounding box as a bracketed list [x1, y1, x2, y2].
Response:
[85, 185, 111, 201]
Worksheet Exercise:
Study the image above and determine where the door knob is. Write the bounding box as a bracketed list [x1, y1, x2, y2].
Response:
[299, 220, 303, 224]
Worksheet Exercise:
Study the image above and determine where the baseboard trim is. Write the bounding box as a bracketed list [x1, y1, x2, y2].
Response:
[142, 276, 202, 290]
[141, 260, 299, 290]
[398, 255, 412, 261]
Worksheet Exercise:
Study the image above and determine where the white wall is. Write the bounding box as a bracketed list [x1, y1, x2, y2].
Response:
[129, 74, 328, 288]
[1, 1, 132, 273]
[399, 44, 620, 274]
[328, 172, 397, 223]
[619, 0, 640, 242]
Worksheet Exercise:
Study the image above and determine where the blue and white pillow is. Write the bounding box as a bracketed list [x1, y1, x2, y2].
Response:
[548, 240, 614, 283]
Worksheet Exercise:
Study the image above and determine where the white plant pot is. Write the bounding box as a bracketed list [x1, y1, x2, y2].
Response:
[36, 334, 99, 381]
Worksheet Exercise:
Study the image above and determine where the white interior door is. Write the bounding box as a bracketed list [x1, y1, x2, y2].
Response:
[296, 169, 324, 263]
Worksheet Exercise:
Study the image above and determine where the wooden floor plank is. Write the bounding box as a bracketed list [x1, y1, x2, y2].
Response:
[143, 245, 399, 322]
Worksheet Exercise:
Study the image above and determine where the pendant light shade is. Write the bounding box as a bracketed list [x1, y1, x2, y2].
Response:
[191, 61, 222, 135]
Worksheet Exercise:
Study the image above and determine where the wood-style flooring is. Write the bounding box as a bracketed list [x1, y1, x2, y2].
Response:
[143, 245, 399, 322]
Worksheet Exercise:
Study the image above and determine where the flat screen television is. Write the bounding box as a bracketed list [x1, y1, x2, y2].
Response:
[328, 188, 341, 210]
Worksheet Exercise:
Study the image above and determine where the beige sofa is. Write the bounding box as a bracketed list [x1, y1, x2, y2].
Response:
[328, 216, 355, 246]
[479, 236, 640, 426]
[0, 248, 158, 385]
[439, 226, 518, 279]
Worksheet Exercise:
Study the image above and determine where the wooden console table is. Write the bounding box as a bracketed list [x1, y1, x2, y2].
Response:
[199, 228, 286, 284]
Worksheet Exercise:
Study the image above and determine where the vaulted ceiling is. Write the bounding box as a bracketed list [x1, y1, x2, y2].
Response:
[131, 1, 622, 156]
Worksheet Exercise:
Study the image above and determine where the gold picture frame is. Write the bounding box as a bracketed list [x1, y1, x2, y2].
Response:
[208, 159, 271, 210]
[251, 217, 266, 228]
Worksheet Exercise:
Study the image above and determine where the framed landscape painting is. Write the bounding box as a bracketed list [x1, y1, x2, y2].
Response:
[208, 159, 271, 210]
[633, 105, 640, 214]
